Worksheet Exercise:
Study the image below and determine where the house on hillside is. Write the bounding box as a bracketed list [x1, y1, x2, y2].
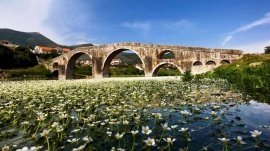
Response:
[0, 40, 19, 50]
[33, 46, 70, 54]
[111, 58, 122, 65]
[134, 64, 144, 70]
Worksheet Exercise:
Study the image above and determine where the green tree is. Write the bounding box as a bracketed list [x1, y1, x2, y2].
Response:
[265, 46, 270, 54]
[13, 46, 38, 68]
[0, 45, 14, 69]
[182, 70, 193, 82]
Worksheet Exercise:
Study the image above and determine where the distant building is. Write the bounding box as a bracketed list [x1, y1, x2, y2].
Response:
[134, 64, 144, 70]
[33, 46, 70, 54]
[0, 40, 19, 50]
[111, 58, 122, 65]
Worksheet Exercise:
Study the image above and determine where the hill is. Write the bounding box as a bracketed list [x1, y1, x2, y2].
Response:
[0, 28, 94, 49]
[0, 28, 59, 47]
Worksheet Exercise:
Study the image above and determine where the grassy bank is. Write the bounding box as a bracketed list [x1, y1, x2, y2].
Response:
[204, 54, 270, 102]
[0, 65, 53, 80]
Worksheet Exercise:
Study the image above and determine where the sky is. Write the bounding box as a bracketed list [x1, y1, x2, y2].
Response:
[0, 0, 270, 53]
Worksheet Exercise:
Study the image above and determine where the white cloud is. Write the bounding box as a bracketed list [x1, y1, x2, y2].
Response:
[121, 19, 192, 33]
[222, 35, 232, 46]
[122, 21, 151, 31]
[235, 13, 270, 33]
[230, 40, 270, 54]
[165, 20, 192, 30]
[222, 12, 270, 45]
[0, 0, 83, 45]
[0, 0, 63, 42]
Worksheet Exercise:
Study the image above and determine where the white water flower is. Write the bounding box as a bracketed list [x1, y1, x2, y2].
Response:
[72, 144, 86, 151]
[171, 125, 178, 129]
[115, 132, 124, 139]
[142, 126, 152, 135]
[218, 137, 230, 142]
[15, 146, 43, 151]
[131, 130, 139, 135]
[40, 129, 51, 137]
[211, 111, 217, 116]
[106, 131, 112, 137]
[179, 127, 188, 132]
[144, 137, 155, 146]
[250, 130, 262, 137]
[163, 137, 176, 144]
[67, 138, 80, 143]
[181, 110, 192, 116]
[122, 120, 129, 125]
[83, 136, 93, 142]
[235, 136, 246, 145]
[51, 122, 59, 128]
[71, 128, 80, 133]
[2, 146, 9, 151]
[161, 123, 171, 131]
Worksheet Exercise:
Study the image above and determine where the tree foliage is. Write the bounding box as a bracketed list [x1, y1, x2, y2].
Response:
[0, 45, 38, 69]
[206, 54, 270, 102]
[265, 46, 270, 54]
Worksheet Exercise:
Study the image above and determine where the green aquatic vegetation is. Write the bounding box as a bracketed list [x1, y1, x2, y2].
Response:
[0, 79, 270, 150]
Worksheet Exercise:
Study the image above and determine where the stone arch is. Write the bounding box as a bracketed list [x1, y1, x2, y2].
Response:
[220, 60, 230, 64]
[158, 50, 175, 59]
[152, 62, 182, 77]
[102, 48, 145, 77]
[66, 51, 92, 79]
[193, 61, 202, 66]
[206, 60, 216, 65]
[53, 62, 59, 70]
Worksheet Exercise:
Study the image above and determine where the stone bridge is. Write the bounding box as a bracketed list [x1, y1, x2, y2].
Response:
[46, 42, 243, 79]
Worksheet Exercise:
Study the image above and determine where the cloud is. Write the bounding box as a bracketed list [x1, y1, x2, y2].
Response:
[122, 21, 151, 31]
[0, 0, 65, 43]
[222, 12, 270, 45]
[222, 35, 233, 46]
[165, 20, 193, 30]
[230, 40, 270, 53]
[121, 19, 192, 32]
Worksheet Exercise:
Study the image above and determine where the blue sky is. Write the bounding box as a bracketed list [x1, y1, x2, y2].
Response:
[0, 0, 270, 53]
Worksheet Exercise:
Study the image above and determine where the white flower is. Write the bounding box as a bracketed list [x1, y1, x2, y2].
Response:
[142, 126, 152, 135]
[2, 146, 9, 151]
[16, 147, 29, 151]
[71, 129, 80, 133]
[56, 125, 64, 133]
[211, 111, 217, 116]
[235, 136, 246, 145]
[179, 127, 188, 132]
[15, 146, 42, 151]
[144, 137, 155, 146]
[161, 123, 171, 131]
[163, 137, 176, 144]
[122, 120, 129, 125]
[67, 138, 80, 143]
[181, 110, 192, 116]
[29, 146, 43, 151]
[72, 144, 86, 151]
[51, 122, 59, 128]
[250, 130, 262, 137]
[171, 125, 178, 129]
[40, 129, 51, 137]
[131, 130, 139, 135]
[83, 136, 93, 142]
[218, 137, 230, 142]
[107, 131, 112, 136]
[115, 133, 124, 139]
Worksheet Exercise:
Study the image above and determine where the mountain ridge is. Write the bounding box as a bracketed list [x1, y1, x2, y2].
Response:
[0, 28, 93, 49]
